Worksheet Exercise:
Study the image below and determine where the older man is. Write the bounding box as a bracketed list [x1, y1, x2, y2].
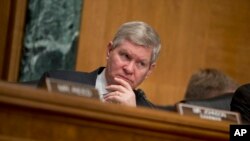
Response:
[38, 21, 161, 108]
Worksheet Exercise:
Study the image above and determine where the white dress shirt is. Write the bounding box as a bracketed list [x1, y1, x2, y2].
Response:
[95, 68, 109, 100]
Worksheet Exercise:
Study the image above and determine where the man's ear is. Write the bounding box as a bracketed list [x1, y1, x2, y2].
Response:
[146, 63, 156, 78]
[106, 41, 113, 59]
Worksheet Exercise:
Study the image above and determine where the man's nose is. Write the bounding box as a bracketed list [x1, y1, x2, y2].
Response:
[124, 61, 134, 74]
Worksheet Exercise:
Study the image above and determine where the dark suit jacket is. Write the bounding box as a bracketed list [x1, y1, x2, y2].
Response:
[38, 67, 156, 108]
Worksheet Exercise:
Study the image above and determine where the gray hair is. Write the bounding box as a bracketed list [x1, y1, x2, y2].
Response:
[112, 21, 161, 64]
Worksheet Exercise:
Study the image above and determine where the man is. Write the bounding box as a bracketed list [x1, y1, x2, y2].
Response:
[184, 68, 239, 100]
[38, 21, 161, 108]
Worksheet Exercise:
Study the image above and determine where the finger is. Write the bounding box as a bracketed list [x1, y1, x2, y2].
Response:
[105, 97, 121, 104]
[114, 77, 132, 89]
[106, 85, 126, 93]
[103, 91, 120, 99]
[104, 92, 122, 104]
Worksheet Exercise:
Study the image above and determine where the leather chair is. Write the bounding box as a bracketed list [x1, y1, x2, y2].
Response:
[180, 93, 234, 111]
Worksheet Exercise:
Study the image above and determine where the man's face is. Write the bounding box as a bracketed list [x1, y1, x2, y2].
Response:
[105, 40, 155, 89]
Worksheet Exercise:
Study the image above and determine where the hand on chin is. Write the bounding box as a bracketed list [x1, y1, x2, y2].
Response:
[104, 77, 136, 107]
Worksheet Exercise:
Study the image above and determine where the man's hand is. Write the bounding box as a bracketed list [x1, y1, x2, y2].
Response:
[104, 77, 136, 107]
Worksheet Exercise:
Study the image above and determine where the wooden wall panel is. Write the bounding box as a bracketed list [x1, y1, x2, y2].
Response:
[76, 0, 250, 105]
[0, 0, 27, 81]
[0, 0, 11, 78]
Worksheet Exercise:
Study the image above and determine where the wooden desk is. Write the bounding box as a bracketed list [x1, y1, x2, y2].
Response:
[0, 81, 229, 141]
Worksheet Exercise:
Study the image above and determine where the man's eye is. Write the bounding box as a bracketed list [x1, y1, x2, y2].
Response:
[139, 62, 145, 67]
[137, 62, 147, 69]
[120, 52, 129, 60]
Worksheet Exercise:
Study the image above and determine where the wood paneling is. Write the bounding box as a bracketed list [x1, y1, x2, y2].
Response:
[76, 0, 250, 105]
[0, 81, 229, 141]
[0, 0, 27, 82]
[0, 0, 11, 78]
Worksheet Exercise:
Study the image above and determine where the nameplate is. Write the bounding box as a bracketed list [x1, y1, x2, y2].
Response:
[45, 78, 101, 100]
[177, 103, 241, 124]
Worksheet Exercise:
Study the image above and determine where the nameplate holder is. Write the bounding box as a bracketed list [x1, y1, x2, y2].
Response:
[45, 78, 101, 100]
[177, 103, 241, 124]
